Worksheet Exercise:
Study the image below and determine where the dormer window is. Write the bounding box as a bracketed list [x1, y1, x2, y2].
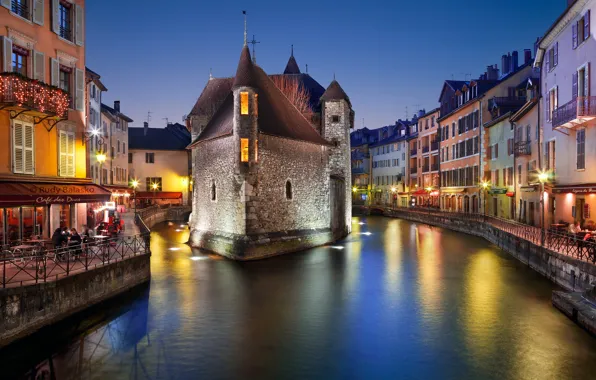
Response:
[240, 92, 249, 115]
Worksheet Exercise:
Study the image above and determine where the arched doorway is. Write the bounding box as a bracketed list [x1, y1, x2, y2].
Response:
[471, 195, 478, 214]
[464, 196, 470, 213]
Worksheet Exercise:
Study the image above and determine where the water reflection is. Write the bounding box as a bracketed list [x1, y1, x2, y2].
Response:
[3, 217, 596, 380]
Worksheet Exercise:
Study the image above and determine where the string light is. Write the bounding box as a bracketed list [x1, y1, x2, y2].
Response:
[0, 72, 69, 118]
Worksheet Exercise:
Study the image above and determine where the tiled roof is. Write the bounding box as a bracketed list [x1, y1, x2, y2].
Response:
[86, 67, 108, 91]
[269, 73, 326, 111]
[320, 80, 351, 107]
[191, 46, 330, 147]
[129, 124, 190, 151]
[189, 77, 233, 116]
[101, 103, 133, 123]
[283, 55, 301, 74]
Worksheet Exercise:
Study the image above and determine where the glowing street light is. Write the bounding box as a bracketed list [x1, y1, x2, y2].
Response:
[352, 186, 358, 193]
[538, 170, 549, 246]
[130, 179, 139, 218]
[96, 152, 107, 186]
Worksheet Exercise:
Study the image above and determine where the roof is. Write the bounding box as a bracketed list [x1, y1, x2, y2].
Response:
[189, 77, 233, 116]
[129, 124, 191, 150]
[483, 111, 513, 129]
[85, 67, 108, 91]
[269, 73, 325, 111]
[537, 0, 583, 61]
[283, 54, 301, 75]
[191, 46, 330, 147]
[510, 100, 538, 122]
[101, 103, 133, 123]
[320, 80, 351, 107]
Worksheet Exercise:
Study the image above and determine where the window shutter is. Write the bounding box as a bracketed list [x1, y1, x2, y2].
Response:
[67, 132, 75, 176]
[546, 91, 551, 121]
[75, 4, 84, 46]
[2, 36, 12, 72]
[59, 131, 67, 176]
[495, 143, 499, 159]
[572, 71, 578, 100]
[75, 68, 84, 111]
[33, 51, 45, 82]
[545, 49, 550, 71]
[554, 43, 558, 67]
[573, 23, 578, 49]
[585, 10, 590, 41]
[33, 0, 44, 25]
[24, 124, 34, 174]
[585, 63, 590, 97]
[12, 122, 24, 174]
[50, 58, 59, 86]
[0, 0, 9, 9]
[52, 0, 60, 34]
[487, 145, 492, 160]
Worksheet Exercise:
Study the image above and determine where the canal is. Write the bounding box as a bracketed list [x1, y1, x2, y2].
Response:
[3, 216, 596, 379]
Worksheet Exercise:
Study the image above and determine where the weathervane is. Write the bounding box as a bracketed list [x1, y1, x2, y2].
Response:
[249, 35, 260, 64]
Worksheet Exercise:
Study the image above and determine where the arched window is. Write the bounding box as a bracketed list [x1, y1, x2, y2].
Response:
[211, 181, 216, 201]
[285, 180, 293, 200]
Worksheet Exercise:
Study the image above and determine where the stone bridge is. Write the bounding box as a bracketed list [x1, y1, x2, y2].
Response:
[136, 205, 192, 229]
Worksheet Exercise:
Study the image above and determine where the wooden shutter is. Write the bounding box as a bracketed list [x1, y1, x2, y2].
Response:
[487, 145, 492, 160]
[0, 0, 9, 9]
[12, 122, 24, 174]
[24, 124, 34, 174]
[75, 68, 84, 111]
[52, 0, 60, 34]
[585, 10, 591, 42]
[67, 132, 75, 176]
[50, 58, 59, 86]
[33, 0, 44, 25]
[75, 4, 84, 46]
[495, 143, 499, 159]
[572, 71, 579, 100]
[2, 36, 12, 72]
[546, 90, 551, 121]
[585, 63, 590, 97]
[545, 49, 550, 71]
[59, 131, 67, 176]
[33, 51, 45, 82]
[554, 42, 558, 67]
[573, 23, 578, 49]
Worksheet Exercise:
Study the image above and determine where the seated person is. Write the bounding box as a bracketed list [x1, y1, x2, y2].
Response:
[569, 221, 582, 234]
[584, 220, 596, 231]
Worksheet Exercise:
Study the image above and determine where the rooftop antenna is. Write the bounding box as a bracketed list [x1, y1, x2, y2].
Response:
[242, 10, 247, 46]
[305, 64, 308, 74]
[291, 44, 294, 57]
[362, 118, 364, 129]
[146, 111, 152, 124]
[461, 73, 471, 81]
[405, 106, 409, 120]
[163, 117, 170, 125]
[209, 67, 213, 80]
[249, 35, 260, 64]
[451, 74, 454, 80]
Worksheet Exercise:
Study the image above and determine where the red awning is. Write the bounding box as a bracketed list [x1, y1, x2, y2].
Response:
[411, 189, 429, 196]
[0, 182, 112, 207]
[506, 191, 515, 197]
[135, 191, 182, 199]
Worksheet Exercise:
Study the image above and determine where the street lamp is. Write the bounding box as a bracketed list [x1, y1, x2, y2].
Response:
[481, 181, 490, 219]
[538, 170, 549, 246]
[130, 179, 139, 219]
[96, 152, 106, 186]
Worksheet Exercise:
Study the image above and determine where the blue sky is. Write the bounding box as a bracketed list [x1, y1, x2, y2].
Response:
[86, 0, 564, 130]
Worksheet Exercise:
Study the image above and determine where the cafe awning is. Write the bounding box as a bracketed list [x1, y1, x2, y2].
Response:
[552, 184, 596, 194]
[0, 182, 112, 207]
[488, 188, 508, 195]
[411, 189, 429, 196]
[135, 191, 182, 199]
[520, 185, 537, 192]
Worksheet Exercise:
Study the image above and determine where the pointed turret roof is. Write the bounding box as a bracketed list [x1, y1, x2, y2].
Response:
[321, 80, 351, 107]
[283, 48, 301, 75]
[189, 46, 331, 148]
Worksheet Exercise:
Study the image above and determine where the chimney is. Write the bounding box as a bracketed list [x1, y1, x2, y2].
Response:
[114, 100, 120, 112]
[512, 51, 519, 71]
[418, 109, 425, 118]
[144, 121, 148, 136]
[524, 49, 532, 64]
[486, 65, 499, 80]
[501, 55, 509, 76]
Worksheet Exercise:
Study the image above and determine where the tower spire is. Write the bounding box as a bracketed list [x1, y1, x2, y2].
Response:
[242, 10, 247, 46]
[249, 35, 260, 64]
[291, 44, 294, 57]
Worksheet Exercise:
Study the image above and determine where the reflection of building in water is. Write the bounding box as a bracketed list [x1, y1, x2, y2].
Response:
[21, 291, 172, 380]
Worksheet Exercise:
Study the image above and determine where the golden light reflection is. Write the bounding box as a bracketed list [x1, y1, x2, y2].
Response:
[383, 219, 402, 292]
[462, 250, 502, 359]
[416, 225, 442, 325]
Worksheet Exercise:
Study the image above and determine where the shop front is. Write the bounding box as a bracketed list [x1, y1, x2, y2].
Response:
[134, 191, 183, 208]
[0, 182, 112, 244]
[104, 186, 133, 212]
[518, 185, 540, 225]
[551, 184, 596, 228]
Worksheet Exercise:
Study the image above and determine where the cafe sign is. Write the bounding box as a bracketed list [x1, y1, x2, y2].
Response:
[552, 186, 596, 194]
[0, 182, 111, 207]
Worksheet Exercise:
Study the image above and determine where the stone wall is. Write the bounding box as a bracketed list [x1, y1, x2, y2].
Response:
[246, 134, 330, 234]
[386, 208, 596, 291]
[0, 254, 151, 348]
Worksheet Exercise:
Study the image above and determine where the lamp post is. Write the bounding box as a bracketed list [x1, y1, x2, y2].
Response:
[538, 171, 549, 247]
[481, 181, 490, 221]
[96, 152, 106, 186]
[130, 179, 139, 219]
[391, 187, 396, 209]
[151, 182, 159, 206]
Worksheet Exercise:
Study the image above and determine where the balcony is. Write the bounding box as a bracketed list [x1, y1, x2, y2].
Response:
[410, 148, 417, 157]
[488, 95, 527, 110]
[422, 165, 430, 173]
[514, 141, 531, 156]
[552, 97, 596, 129]
[431, 141, 439, 151]
[431, 163, 439, 171]
[0, 73, 69, 128]
[422, 146, 429, 154]
[410, 167, 417, 175]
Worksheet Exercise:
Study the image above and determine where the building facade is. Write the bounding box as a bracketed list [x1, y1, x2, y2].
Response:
[415, 109, 440, 207]
[187, 45, 353, 259]
[370, 122, 408, 207]
[128, 122, 191, 207]
[537, 0, 595, 227]
[350, 128, 377, 205]
[0, 0, 112, 243]
[85, 67, 106, 185]
[406, 113, 420, 206]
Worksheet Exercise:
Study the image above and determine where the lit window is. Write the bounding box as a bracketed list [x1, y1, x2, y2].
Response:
[240, 138, 249, 162]
[255, 140, 258, 162]
[240, 92, 249, 115]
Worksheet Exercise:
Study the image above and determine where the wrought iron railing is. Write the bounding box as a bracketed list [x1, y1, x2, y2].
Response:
[410, 148, 417, 156]
[431, 163, 439, 171]
[410, 167, 417, 174]
[60, 26, 72, 41]
[553, 96, 596, 129]
[0, 233, 150, 288]
[422, 165, 430, 173]
[431, 141, 439, 151]
[422, 146, 429, 153]
[0, 72, 70, 118]
[11, 0, 29, 18]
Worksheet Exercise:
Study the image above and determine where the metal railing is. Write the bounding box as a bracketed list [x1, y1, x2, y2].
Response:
[11, 0, 29, 19]
[60, 26, 72, 41]
[410, 148, 417, 156]
[553, 96, 596, 129]
[431, 141, 439, 151]
[431, 163, 439, 171]
[0, 73, 69, 117]
[410, 167, 417, 174]
[0, 233, 150, 288]
[385, 207, 596, 264]
[422, 146, 429, 153]
[422, 165, 429, 173]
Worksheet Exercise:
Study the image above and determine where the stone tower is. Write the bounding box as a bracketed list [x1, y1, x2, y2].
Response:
[321, 80, 354, 235]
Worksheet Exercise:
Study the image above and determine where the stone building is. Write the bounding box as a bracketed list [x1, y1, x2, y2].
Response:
[187, 44, 353, 260]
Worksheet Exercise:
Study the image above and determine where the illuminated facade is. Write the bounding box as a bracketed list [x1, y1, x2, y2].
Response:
[414, 109, 440, 207]
[187, 45, 353, 260]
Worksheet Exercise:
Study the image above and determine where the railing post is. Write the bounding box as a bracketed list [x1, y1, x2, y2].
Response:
[66, 248, 70, 276]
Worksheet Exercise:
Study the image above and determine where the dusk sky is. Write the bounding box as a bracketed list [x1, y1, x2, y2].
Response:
[86, 0, 564, 130]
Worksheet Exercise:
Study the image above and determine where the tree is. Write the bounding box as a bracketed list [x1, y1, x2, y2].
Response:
[271, 75, 313, 117]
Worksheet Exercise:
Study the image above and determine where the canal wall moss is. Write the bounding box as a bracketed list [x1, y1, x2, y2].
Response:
[383, 208, 596, 292]
[0, 254, 151, 348]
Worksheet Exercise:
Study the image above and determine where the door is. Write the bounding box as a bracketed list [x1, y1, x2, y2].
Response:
[529, 202, 535, 226]
[330, 177, 346, 239]
[576, 198, 585, 226]
[493, 197, 498, 217]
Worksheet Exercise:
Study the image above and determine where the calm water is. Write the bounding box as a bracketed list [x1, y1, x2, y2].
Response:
[4, 217, 596, 380]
